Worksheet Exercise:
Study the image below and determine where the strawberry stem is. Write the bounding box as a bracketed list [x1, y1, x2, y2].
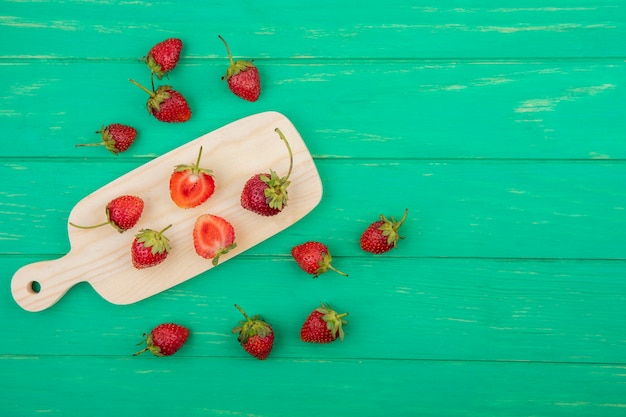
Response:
[158, 224, 173, 236]
[129, 78, 155, 97]
[328, 264, 348, 277]
[234, 304, 251, 321]
[212, 242, 237, 266]
[218, 35, 234, 66]
[274, 128, 293, 181]
[69, 221, 109, 229]
[133, 347, 148, 356]
[194, 146, 203, 174]
[391, 208, 409, 228]
[74, 143, 103, 148]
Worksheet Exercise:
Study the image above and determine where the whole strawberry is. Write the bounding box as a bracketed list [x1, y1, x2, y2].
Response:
[134, 323, 189, 356]
[291, 241, 347, 278]
[240, 128, 293, 216]
[232, 304, 274, 360]
[75, 123, 138, 155]
[131, 225, 172, 269]
[218, 35, 261, 102]
[145, 38, 183, 80]
[360, 208, 408, 254]
[300, 303, 348, 343]
[69, 195, 144, 233]
[129, 79, 191, 123]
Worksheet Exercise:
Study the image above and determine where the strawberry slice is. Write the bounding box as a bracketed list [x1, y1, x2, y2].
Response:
[170, 147, 215, 208]
[193, 214, 237, 266]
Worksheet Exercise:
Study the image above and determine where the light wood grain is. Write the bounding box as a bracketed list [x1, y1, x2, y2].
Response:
[11, 112, 322, 312]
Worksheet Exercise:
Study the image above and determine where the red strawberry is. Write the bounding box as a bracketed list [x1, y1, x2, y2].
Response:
[129, 79, 191, 123]
[291, 241, 347, 278]
[218, 35, 261, 102]
[170, 147, 215, 208]
[193, 214, 237, 266]
[240, 128, 293, 216]
[131, 225, 172, 269]
[360, 208, 408, 254]
[232, 304, 274, 360]
[75, 123, 138, 155]
[300, 303, 348, 343]
[145, 38, 183, 80]
[69, 195, 144, 233]
[134, 323, 189, 356]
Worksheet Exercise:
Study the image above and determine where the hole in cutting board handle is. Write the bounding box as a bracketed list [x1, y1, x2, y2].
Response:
[11, 255, 87, 312]
[28, 281, 41, 294]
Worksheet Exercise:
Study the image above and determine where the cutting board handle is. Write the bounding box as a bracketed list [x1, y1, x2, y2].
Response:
[11, 253, 85, 312]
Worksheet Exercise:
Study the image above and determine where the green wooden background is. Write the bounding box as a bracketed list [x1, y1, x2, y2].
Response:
[2, 1, 625, 416]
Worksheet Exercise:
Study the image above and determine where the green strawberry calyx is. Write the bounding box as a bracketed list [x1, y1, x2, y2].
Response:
[317, 303, 349, 342]
[74, 125, 128, 155]
[173, 146, 214, 177]
[261, 128, 294, 211]
[136, 225, 172, 255]
[309, 244, 348, 278]
[314, 249, 348, 277]
[212, 242, 237, 267]
[146, 54, 172, 81]
[232, 304, 272, 344]
[129, 79, 173, 115]
[99, 125, 122, 155]
[134, 332, 164, 356]
[218, 35, 256, 80]
[378, 208, 409, 247]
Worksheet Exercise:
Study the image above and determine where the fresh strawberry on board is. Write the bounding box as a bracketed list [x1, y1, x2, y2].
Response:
[69, 195, 144, 233]
[241, 128, 293, 216]
[232, 304, 274, 360]
[169, 147, 215, 208]
[134, 323, 189, 356]
[193, 214, 237, 266]
[131, 225, 172, 269]
[75, 123, 138, 155]
[360, 208, 408, 254]
[129, 79, 191, 123]
[145, 38, 183, 80]
[300, 303, 348, 344]
[291, 241, 347, 278]
[218, 35, 261, 102]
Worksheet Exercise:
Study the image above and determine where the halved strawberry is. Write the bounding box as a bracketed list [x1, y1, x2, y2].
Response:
[193, 214, 237, 266]
[169, 147, 215, 208]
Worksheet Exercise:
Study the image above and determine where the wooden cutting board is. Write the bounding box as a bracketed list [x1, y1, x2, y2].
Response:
[11, 111, 323, 312]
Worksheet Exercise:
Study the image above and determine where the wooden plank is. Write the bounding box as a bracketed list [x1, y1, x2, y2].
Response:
[2, 160, 624, 259]
[2, 256, 626, 363]
[2, 355, 626, 417]
[0, 61, 624, 159]
[0, 0, 624, 59]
